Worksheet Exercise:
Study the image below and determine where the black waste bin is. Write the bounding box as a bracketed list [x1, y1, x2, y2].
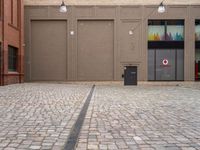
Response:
[124, 66, 137, 85]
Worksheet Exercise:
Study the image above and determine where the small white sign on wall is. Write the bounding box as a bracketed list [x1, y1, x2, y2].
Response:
[162, 59, 169, 65]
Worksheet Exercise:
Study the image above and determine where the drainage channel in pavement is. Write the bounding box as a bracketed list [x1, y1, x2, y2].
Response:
[64, 85, 95, 150]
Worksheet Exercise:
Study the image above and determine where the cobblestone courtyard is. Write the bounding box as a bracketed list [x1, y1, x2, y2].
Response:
[0, 83, 200, 150]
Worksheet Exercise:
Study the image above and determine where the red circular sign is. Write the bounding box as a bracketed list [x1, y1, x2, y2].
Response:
[162, 59, 169, 65]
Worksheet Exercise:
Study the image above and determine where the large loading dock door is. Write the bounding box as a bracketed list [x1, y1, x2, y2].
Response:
[30, 21, 67, 81]
[77, 20, 114, 81]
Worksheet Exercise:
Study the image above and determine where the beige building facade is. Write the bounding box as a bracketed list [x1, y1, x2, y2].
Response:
[24, 1, 200, 81]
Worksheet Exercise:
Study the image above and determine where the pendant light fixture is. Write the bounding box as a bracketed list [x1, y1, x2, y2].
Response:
[59, 1, 67, 13]
[158, 2, 166, 13]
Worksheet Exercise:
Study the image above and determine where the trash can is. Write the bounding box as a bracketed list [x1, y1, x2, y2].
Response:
[123, 66, 137, 85]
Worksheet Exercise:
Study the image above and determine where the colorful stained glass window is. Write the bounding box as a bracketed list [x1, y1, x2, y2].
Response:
[148, 20, 184, 42]
[166, 25, 184, 41]
[148, 25, 165, 41]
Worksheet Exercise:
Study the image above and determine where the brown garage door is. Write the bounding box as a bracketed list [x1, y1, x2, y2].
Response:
[78, 20, 114, 81]
[31, 21, 67, 81]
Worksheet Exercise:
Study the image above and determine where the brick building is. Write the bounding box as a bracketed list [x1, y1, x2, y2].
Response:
[0, 0, 24, 85]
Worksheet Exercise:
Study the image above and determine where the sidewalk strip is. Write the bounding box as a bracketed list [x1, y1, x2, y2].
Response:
[64, 85, 95, 150]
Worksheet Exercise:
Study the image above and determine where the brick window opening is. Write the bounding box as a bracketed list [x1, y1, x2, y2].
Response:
[8, 46, 18, 72]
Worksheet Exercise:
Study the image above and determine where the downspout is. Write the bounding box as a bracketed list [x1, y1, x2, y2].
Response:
[19, 0, 21, 83]
[19, 0, 24, 83]
[1, 0, 4, 85]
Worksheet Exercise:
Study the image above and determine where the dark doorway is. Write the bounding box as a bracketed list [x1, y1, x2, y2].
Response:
[195, 20, 200, 81]
[195, 49, 200, 81]
[124, 66, 137, 85]
[0, 43, 2, 86]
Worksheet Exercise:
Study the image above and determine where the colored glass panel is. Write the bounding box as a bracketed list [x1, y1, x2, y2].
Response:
[166, 25, 184, 41]
[148, 25, 165, 41]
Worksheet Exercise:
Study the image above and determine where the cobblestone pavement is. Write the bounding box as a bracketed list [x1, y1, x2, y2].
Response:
[0, 83, 91, 150]
[76, 85, 200, 150]
[0, 83, 200, 150]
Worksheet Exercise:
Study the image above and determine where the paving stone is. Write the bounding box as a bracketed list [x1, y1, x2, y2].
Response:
[0, 83, 91, 150]
[76, 84, 200, 150]
[0, 83, 200, 150]
[181, 147, 197, 150]
[29, 145, 41, 149]
[4, 148, 16, 150]
[87, 144, 98, 149]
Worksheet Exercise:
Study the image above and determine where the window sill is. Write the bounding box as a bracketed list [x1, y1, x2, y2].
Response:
[7, 71, 19, 75]
[3, 72, 24, 76]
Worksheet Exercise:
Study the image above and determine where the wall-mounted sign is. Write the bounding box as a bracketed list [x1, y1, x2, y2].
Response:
[162, 59, 169, 65]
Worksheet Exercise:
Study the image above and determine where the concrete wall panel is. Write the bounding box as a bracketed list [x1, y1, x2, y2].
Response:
[24, 0, 200, 6]
[77, 20, 114, 80]
[191, 6, 200, 18]
[120, 6, 142, 19]
[26, 7, 48, 17]
[119, 20, 141, 62]
[96, 7, 116, 18]
[75, 6, 94, 18]
[48, 6, 71, 18]
[30, 20, 67, 81]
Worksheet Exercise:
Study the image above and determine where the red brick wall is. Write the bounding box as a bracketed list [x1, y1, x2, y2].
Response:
[0, 0, 24, 85]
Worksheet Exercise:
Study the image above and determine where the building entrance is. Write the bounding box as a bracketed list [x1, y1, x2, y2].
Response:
[148, 20, 184, 81]
[148, 49, 184, 81]
[195, 20, 200, 81]
[195, 51, 200, 81]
